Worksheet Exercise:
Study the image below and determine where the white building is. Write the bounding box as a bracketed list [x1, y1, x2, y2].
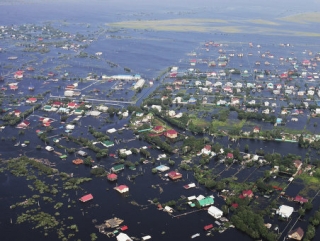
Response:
[97, 105, 108, 112]
[45, 146, 54, 151]
[66, 124, 75, 130]
[64, 90, 74, 97]
[111, 74, 141, 81]
[208, 206, 223, 219]
[151, 105, 162, 112]
[155, 165, 170, 172]
[134, 78, 145, 89]
[116, 233, 133, 241]
[277, 205, 294, 218]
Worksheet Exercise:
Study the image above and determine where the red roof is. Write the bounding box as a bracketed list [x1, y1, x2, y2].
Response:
[204, 224, 213, 231]
[203, 145, 211, 151]
[166, 129, 177, 135]
[79, 194, 93, 202]
[52, 101, 63, 107]
[117, 185, 128, 191]
[226, 153, 234, 159]
[294, 195, 308, 203]
[15, 70, 24, 75]
[168, 171, 182, 179]
[107, 173, 117, 180]
[243, 190, 253, 196]
[231, 203, 239, 209]
[27, 97, 37, 102]
[153, 125, 163, 131]
[22, 120, 30, 126]
[67, 102, 78, 108]
[120, 225, 128, 231]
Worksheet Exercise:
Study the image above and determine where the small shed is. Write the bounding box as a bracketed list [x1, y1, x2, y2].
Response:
[77, 150, 87, 157]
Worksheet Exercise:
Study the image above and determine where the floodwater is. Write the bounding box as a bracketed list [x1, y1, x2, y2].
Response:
[1, 0, 320, 240]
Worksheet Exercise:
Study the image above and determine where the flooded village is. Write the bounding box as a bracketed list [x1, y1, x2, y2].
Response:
[1, 1, 320, 241]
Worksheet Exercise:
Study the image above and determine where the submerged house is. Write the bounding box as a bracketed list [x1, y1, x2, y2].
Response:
[196, 196, 214, 208]
[288, 227, 304, 240]
[114, 185, 129, 193]
[168, 171, 182, 180]
[294, 195, 308, 204]
[79, 194, 93, 202]
[164, 129, 178, 139]
[277, 205, 294, 218]
[111, 164, 125, 173]
[101, 140, 114, 147]
[208, 206, 223, 219]
[155, 165, 170, 172]
[116, 232, 133, 241]
[107, 173, 118, 181]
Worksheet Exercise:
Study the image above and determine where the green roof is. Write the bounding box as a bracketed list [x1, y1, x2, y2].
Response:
[189, 203, 196, 207]
[196, 196, 214, 208]
[102, 141, 114, 147]
[112, 164, 124, 172]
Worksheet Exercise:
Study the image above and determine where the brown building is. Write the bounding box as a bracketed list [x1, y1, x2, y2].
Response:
[288, 227, 304, 240]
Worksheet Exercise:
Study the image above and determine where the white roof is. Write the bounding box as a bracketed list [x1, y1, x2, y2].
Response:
[142, 235, 151, 240]
[117, 233, 133, 241]
[107, 128, 117, 133]
[278, 205, 294, 218]
[196, 195, 205, 200]
[208, 206, 223, 218]
[188, 195, 197, 200]
[88, 110, 101, 116]
[156, 165, 170, 172]
[66, 124, 75, 130]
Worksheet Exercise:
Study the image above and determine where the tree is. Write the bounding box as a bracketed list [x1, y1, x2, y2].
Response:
[204, 179, 216, 189]
[298, 208, 305, 216]
[304, 201, 313, 211]
[244, 144, 249, 153]
[90, 167, 105, 176]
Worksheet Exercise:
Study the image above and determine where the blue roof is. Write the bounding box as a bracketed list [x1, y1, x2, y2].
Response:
[276, 118, 282, 123]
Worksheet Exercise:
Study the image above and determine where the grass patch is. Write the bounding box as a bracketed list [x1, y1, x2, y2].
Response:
[279, 12, 320, 24]
[245, 19, 280, 26]
[211, 119, 246, 130]
[108, 17, 320, 36]
[297, 173, 320, 185]
[189, 115, 209, 127]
